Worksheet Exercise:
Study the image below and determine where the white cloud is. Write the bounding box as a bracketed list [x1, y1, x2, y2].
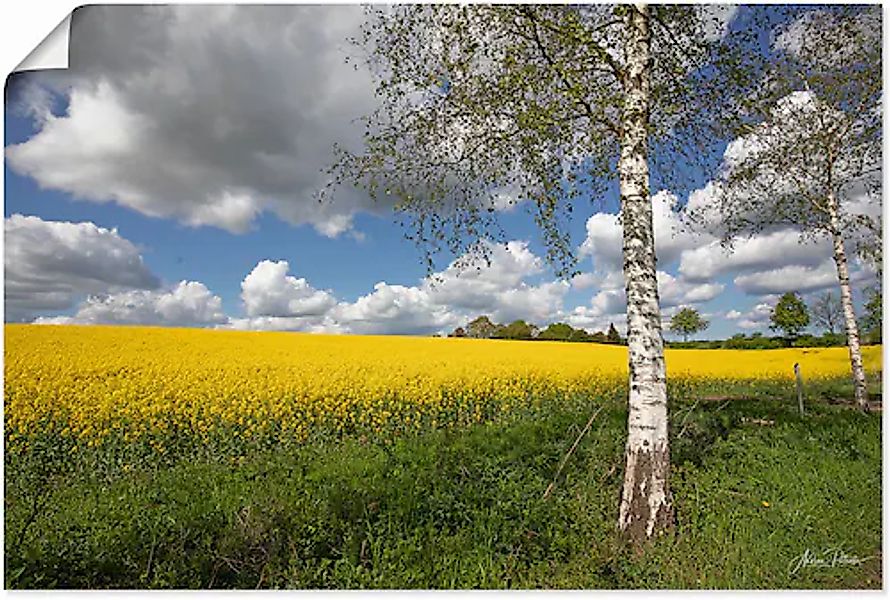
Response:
[570, 268, 725, 328]
[678, 228, 831, 282]
[588, 287, 627, 317]
[579, 211, 623, 269]
[491, 280, 570, 325]
[421, 240, 562, 323]
[421, 241, 570, 329]
[572, 191, 724, 329]
[732, 259, 843, 295]
[570, 272, 599, 290]
[26, 237, 569, 334]
[657, 272, 725, 307]
[579, 191, 705, 271]
[725, 302, 774, 330]
[774, 6, 880, 66]
[226, 315, 347, 334]
[332, 282, 462, 336]
[703, 4, 739, 41]
[5, 214, 160, 321]
[572, 191, 729, 322]
[187, 191, 262, 234]
[563, 306, 626, 336]
[224, 240, 570, 335]
[35, 281, 227, 327]
[241, 260, 337, 318]
[6, 5, 381, 237]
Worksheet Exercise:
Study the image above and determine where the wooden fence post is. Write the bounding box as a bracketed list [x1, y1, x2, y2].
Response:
[794, 362, 804, 416]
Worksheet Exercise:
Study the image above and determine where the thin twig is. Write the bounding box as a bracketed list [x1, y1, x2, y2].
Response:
[543, 405, 604, 500]
[598, 463, 618, 485]
[676, 399, 700, 439]
[255, 563, 266, 589]
[208, 561, 220, 588]
[144, 533, 157, 583]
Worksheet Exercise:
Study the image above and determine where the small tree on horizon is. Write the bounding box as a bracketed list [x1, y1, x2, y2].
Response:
[770, 292, 811, 341]
[590, 331, 608, 344]
[568, 327, 592, 343]
[538, 322, 575, 341]
[861, 285, 882, 344]
[810, 291, 843, 335]
[466, 316, 499, 339]
[500, 320, 534, 340]
[606, 322, 622, 345]
[669, 307, 710, 342]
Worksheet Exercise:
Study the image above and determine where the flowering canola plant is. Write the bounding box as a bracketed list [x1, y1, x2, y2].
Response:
[5, 325, 881, 455]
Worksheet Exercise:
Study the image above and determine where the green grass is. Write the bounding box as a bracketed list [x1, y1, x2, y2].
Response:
[5, 379, 882, 589]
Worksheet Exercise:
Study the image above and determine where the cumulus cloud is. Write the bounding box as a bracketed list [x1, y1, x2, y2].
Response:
[587, 287, 628, 318]
[580, 191, 705, 270]
[564, 306, 627, 336]
[333, 283, 462, 336]
[23, 234, 572, 334]
[6, 5, 380, 237]
[5, 214, 160, 321]
[657, 272, 725, 307]
[241, 260, 337, 318]
[731, 259, 851, 296]
[35, 281, 227, 327]
[681, 189, 877, 301]
[774, 6, 880, 66]
[420, 241, 568, 324]
[225, 240, 570, 335]
[352, 241, 569, 333]
[570, 272, 600, 290]
[226, 315, 347, 334]
[702, 4, 739, 41]
[574, 191, 724, 323]
[725, 301, 775, 330]
[568, 269, 724, 332]
[679, 229, 832, 282]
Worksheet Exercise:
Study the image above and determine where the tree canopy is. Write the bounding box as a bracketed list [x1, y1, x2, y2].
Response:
[688, 6, 880, 249]
[810, 291, 843, 335]
[861, 286, 882, 344]
[465, 315, 499, 339]
[669, 307, 709, 342]
[538, 322, 576, 341]
[328, 4, 746, 276]
[770, 292, 811, 340]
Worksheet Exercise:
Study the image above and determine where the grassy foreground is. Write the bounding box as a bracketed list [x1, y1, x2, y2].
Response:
[6, 377, 881, 589]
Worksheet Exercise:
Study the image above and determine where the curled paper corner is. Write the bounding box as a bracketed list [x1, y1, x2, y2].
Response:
[14, 12, 71, 73]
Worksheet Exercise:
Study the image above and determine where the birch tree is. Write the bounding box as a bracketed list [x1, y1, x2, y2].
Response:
[690, 6, 880, 411]
[328, 4, 742, 547]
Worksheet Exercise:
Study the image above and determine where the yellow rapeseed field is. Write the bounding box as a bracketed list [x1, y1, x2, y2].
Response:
[4, 324, 882, 453]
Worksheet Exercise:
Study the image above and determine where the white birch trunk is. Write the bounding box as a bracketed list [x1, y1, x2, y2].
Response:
[616, 3, 673, 546]
[827, 191, 870, 411]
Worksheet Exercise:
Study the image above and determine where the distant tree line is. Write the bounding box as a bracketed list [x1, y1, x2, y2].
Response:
[448, 316, 624, 345]
[670, 291, 881, 349]
[667, 332, 848, 350]
[449, 290, 881, 350]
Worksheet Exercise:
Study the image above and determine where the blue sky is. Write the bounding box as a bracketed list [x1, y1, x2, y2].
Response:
[3, 5, 879, 339]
